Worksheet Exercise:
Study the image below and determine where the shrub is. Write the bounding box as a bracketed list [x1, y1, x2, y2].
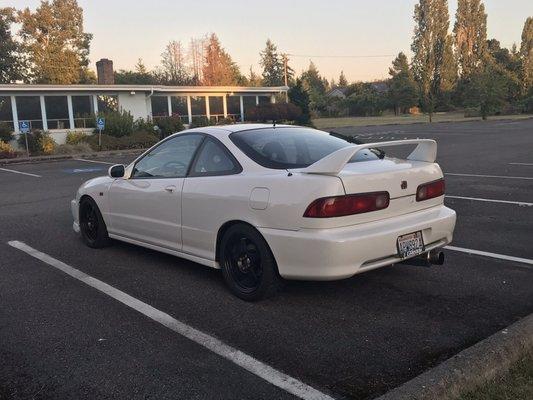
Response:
[17, 130, 55, 155]
[215, 117, 236, 125]
[0, 141, 17, 159]
[66, 131, 89, 145]
[99, 109, 134, 137]
[0, 122, 14, 143]
[155, 115, 184, 138]
[86, 131, 158, 151]
[54, 142, 93, 155]
[134, 118, 156, 133]
[190, 116, 210, 128]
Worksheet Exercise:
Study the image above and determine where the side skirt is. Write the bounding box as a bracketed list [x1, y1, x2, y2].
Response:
[108, 233, 220, 269]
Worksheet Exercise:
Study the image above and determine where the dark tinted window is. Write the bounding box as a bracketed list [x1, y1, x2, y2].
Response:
[133, 134, 203, 178]
[230, 127, 378, 169]
[192, 139, 239, 176]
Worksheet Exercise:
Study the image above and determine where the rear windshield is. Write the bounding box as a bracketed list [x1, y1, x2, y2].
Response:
[230, 127, 379, 169]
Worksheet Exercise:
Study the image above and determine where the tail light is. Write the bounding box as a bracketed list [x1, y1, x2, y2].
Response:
[304, 192, 389, 218]
[416, 178, 445, 201]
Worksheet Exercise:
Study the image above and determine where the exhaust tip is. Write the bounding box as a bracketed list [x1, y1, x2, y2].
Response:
[428, 250, 445, 265]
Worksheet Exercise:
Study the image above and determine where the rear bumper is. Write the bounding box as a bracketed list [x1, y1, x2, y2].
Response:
[71, 199, 80, 233]
[259, 205, 456, 280]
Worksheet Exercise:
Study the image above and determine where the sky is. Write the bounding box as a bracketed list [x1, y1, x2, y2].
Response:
[4, 0, 532, 82]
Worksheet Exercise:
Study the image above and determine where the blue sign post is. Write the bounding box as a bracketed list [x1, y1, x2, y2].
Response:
[19, 121, 30, 157]
[96, 117, 105, 149]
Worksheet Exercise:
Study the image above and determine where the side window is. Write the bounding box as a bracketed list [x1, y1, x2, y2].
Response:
[132, 134, 203, 178]
[191, 139, 240, 176]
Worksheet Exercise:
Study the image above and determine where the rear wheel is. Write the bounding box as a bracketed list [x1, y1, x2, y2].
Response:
[79, 197, 110, 248]
[220, 224, 281, 301]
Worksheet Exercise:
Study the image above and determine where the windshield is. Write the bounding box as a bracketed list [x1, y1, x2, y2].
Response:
[230, 127, 379, 169]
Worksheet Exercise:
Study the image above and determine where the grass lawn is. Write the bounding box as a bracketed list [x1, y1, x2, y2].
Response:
[312, 112, 533, 129]
[458, 354, 533, 400]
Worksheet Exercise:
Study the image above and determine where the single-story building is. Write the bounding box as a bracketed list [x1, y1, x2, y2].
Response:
[0, 84, 288, 143]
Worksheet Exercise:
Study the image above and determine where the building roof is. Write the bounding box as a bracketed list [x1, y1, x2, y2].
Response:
[0, 84, 288, 94]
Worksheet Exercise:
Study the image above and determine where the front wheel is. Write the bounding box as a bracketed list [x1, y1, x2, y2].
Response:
[79, 197, 111, 248]
[220, 224, 281, 301]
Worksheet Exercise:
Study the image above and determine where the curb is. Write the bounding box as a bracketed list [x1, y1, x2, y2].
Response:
[0, 148, 147, 166]
[374, 312, 533, 400]
[316, 115, 533, 131]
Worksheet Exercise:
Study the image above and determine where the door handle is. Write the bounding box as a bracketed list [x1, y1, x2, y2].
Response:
[164, 185, 177, 193]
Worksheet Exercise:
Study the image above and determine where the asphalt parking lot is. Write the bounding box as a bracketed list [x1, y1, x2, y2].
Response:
[1, 118, 532, 400]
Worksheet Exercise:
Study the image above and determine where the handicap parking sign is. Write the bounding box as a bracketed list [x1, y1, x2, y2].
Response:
[19, 121, 30, 133]
[96, 117, 105, 130]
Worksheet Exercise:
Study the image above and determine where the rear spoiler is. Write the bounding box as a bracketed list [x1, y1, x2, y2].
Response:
[292, 139, 437, 175]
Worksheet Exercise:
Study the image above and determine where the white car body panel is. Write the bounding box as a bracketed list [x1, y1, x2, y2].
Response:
[71, 124, 456, 281]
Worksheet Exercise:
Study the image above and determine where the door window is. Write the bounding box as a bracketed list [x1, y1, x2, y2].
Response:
[191, 139, 240, 176]
[132, 134, 203, 178]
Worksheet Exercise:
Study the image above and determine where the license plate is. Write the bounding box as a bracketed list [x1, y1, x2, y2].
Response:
[397, 231, 425, 259]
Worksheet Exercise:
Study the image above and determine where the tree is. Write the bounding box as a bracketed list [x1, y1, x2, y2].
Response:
[260, 39, 284, 86]
[0, 8, 24, 83]
[17, 0, 92, 84]
[388, 52, 418, 114]
[411, 0, 450, 122]
[464, 57, 507, 119]
[439, 35, 458, 109]
[486, 39, 522, 104]
[521, 17, 533, 92]
[114, 59, 156, 85]
[160, 40, 190, 85]
[338, 71, 348, 87]
[453, 0, 487, 78]
[288, 78, 311, 125]
[202, 33, 243, 86]
[301, 62, 327, 113]
[247, 66, 262, 87]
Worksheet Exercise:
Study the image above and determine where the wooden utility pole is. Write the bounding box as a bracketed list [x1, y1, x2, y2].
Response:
[282, 53, 289, 102]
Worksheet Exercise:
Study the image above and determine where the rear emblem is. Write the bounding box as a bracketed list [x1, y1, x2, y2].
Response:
[401, 181, 408, 190]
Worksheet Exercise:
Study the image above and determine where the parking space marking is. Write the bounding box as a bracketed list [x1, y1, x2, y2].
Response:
[509, 162, 533, 166]
[446, 195, 533, 207]
[446, 173, 533, 180]
[7, 240, 333, 400]
[0, 167, 41, 178]
[445, 245, 533, 267]
[74, 158, 115, 165]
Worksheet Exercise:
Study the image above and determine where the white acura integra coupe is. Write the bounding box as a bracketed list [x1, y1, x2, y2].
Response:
[71, 124, 456, 300]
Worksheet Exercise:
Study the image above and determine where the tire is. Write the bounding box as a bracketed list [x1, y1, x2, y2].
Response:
[79, 197, 111, 249]
[220, 223, 281, 301]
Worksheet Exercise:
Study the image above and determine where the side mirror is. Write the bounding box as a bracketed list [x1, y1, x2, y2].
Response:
[108, 164, 125, 178]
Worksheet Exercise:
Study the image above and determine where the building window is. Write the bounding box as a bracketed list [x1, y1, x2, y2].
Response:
[72, 95, 95, 128]
[258, 96, 271, 105]
[0, 96, 14, 130]
[45, 96, 69, 130]
[151, 96, 168, 118]
[227, 96, 241, 121]
[16, 96, 43, 130]
[171, 96, 188, 122]
[97, 95, 118, 113]
[190, 96, 206, 116]
[209, 96, 224, 116]
[242, 96, 257, 118]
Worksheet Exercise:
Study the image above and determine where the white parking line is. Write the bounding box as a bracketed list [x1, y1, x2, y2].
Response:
[74, 158, 115, 165]
[446, 195, 533, 207]
[0, 167, 41, 178]
[509, 163, 533, 166]
[445, 245, 533, 266]
[7, 240, 333, 400]
[446, 173, 533, 180]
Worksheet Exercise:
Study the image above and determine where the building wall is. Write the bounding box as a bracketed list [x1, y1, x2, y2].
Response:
[117, 92, 149, 120]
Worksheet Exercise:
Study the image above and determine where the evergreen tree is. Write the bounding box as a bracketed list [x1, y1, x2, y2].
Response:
[520, 17, 533, 92]
[338, 71, 348, 87]
[411, 0, 450, 122]
[0, 7, 24, 83]
[388, 52, 418, 114]
[259, 39, 284, 86]
[453, 0, 487, 78]
[247, 66, 262, 87]
[487, 39, 522, 103]
[288, 78, 311, 125]
[18, 0, 92, 84]
[202, 33, 243, 85]
[300, 62, 327, 113]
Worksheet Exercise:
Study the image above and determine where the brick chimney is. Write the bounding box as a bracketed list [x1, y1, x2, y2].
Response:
[96, 58, 114, 84]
